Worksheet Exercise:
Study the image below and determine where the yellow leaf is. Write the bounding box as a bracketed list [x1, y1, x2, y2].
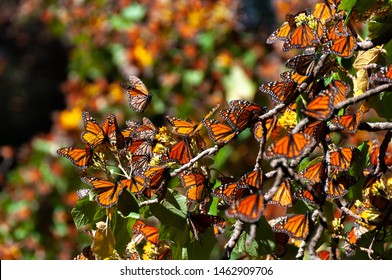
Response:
[91, 221, 116, 260]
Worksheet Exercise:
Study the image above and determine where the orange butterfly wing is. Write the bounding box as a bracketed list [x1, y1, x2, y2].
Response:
[271, 213, 310, 240]
[121, 76, 152, 113]
[203, 118, 237, 145]
[265, 132, 314, 159]
[226, 192, 265, 223]
[267, 179, 293, 208]
[81, 177, 127, 208]
[57, 144, 92, 169]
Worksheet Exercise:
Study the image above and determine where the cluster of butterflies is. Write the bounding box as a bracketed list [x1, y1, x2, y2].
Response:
[63, 0, 392, 260]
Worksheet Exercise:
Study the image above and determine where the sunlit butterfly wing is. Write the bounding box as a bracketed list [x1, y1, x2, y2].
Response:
[280, 70, 309, 85]
[264, 132, 314, 160]
[252, 116, 277, 143]
[313, 0, 339, 23]
[328, 146, 357, 171]
[212, 182, 250, 205]
[259, 81, 298, 105]
[105, 114, 126, 149]
[267, 179, 294, 208]
[166, 116, 197, 136]
[168, 138, 193, 165]
[325, 173, 357, 199]
[283, 20, 318, 51]
[299, 160, 326, 184]
[324, 20, 356, 58]
[238, 168, 263, 190]
[330, 79, 350, 105]
[81, 111, 105, 149]
[141, 165, 170, 190]
[266, 13, 297, 44]
[270, 212, 310, 240]
[178, 168, 208, 203]
[303, 91, 335, 120]
[121, 76, 152, 113]
[132, 220, 159, 245]
[226, 192, 264, 223]
[203, 118, 237, 145]
[331, 110, 363, 133]
[81, 177, 127, 208]
[57, 144, 93, 169]
[293, 188, 317, 206]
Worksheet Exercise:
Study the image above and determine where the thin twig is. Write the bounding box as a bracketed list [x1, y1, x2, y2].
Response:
[223, 220, 245, 259]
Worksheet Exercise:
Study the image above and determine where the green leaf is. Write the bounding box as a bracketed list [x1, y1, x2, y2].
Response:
[339, 0, 357, 13]
[91, 221, 116, 260]
[149, 189, 187, 230]
[185, 227, 218, 259]
[370, 92, 392, 121]
[71, 197, 105, 229]
[112, 215, 136, 255]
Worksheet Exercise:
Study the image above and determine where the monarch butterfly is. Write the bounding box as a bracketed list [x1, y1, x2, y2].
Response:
[121, 76, 152, 113]
[82, 112, 125, 149]
[127, 138, 154, 156]
[226, 191, 265, 223]
[331, 110, 363, 133]
[178, 169, 208, 203]
[187, 213, 225, 241]
[345, 221, 369, 256]
[131, 117, 157, 141]
[252, 116, 278, 143]
[269, 212, 310, 240]
[331, 79, 350, 105]
[238, 168, 264, 190]
[324, 20, 356, 58]
[267, 179, 294, 208]
[132, 220, 159, 245]
[370, 65, 392, 83]
[220, 100, 265, 131]
[325, 173, 357, 199]
[81, 177, 130, 208]
[166, 104, 221, 137]
[280, 71, 309, 86]
[328, 146, 358, 171]
[202, 118, 238, 145]
[313, 0, 340, 23]
[299, 160, 326, 184]
[259, 81, 298, 105]
[57, 144, 93, 169]
[81, 111, 106, 149]
[293, 188, 317, 206]
[303, 91, 335, 120]
[212, 181, 250, 205]
[166, 116, 197, 136]
[167, 137, 194, 165]
[285, 54, 319, 77]
[140, 165, 170, 190]
[264, 132, 315, 160]
[266, 13, 297, 44]
[301, 120, 328, 142]
[74, 246, 95, 260]
[369, 140, 392, 168]
[273, 232, 290, 259]
[282, 17, 318, 51]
